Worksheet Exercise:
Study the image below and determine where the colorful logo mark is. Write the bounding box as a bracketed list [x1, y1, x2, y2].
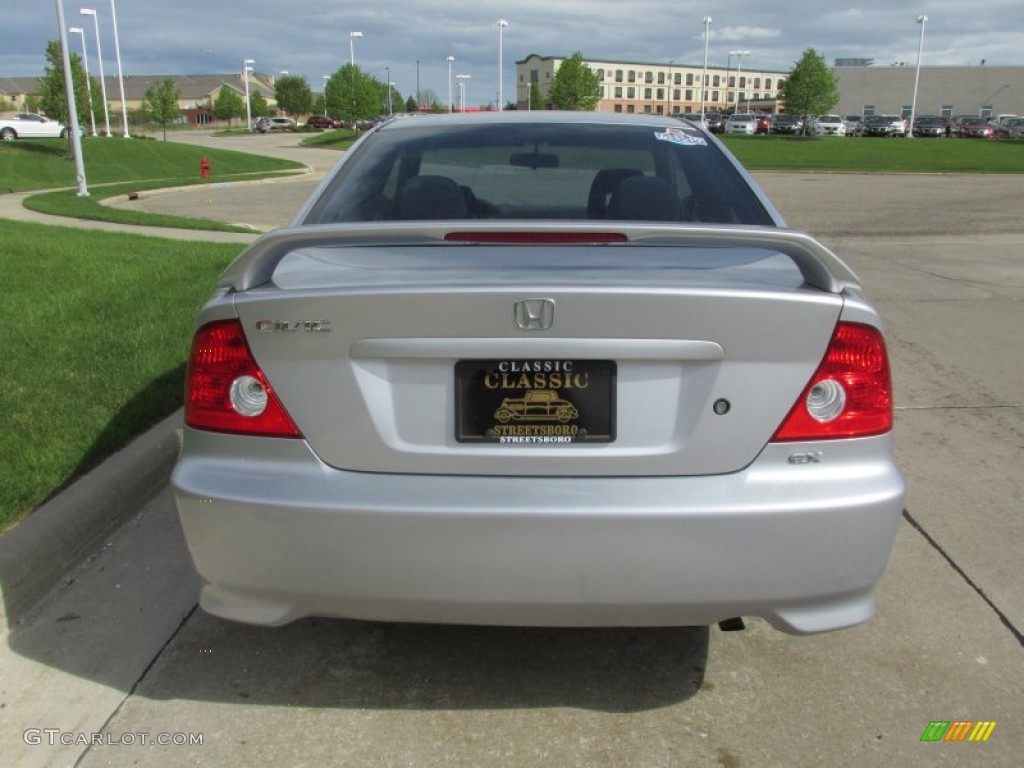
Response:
[920, 721, 997, 742]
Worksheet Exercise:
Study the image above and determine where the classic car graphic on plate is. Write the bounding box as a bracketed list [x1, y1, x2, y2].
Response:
[495, 390, 578, 423]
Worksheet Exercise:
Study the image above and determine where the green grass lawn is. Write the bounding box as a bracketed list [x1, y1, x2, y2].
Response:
[299, 128, 361, 150]
[0, 135, 302, 193]
[23, 177, 287, 233]
[720, 135, 1024, 173]
[1, 136, 306, 231]
[0, 220, 243, 530]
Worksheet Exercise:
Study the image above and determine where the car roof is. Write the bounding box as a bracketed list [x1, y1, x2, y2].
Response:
[375, 110, 692, 134]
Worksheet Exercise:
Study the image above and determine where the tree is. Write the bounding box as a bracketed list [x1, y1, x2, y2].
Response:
[325, 64, 380, 126]
[417, 87, 440, 111]
[39, 40, 92, 141]
[529, 81, 544, 111]
[249, 90, 269, 119]
[312, 93, 327, 117]
[24, 94, 43, 113]
[376, 80, 403, 115]
[274, 74, 313, 116]
[549, 52, 601, 111]
[213, 86, 245, 128]
[405, 95, 418, 113]
[778, 48, 839, 133]
[141, 77, 181, 141]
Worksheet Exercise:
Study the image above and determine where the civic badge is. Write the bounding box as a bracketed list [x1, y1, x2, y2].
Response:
[514, 299, 555, 331]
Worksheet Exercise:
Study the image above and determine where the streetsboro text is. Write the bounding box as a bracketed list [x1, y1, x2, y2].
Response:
[492, 424, 579, 436]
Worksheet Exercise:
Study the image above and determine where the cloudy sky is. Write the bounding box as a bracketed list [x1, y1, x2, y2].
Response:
[3, 2, 1022, 108]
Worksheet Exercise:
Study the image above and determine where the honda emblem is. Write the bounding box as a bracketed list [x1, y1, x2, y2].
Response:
[514, 299, 555, 331]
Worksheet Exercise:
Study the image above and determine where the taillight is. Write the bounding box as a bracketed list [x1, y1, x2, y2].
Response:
[184, 319, 301, 438]
[772, 322, 892, 441]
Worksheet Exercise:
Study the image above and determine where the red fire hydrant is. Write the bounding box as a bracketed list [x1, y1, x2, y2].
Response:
[200, 155, 210, 179]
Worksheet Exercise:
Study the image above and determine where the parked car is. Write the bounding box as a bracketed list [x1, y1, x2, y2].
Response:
[0, 112, 74, 141]
[954, 117, 996, 139]
[305, 114, 341, 130]
[769, 114, 804, 135]
[996, 117, 1024, 138]
[753, 113, 772, 134]
[911, 116, 948, 137]
[724, 113, 757, 135]
[703, 112, 725, 134]
[861, 114, 906, 137]
[812, 115, 847, 136]
[172, 111, 904, 636]
[254, 116, 297, 133]
[842, 115, 863, 135]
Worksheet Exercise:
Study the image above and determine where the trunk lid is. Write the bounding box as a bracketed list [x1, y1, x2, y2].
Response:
[232, 242, 843, 476]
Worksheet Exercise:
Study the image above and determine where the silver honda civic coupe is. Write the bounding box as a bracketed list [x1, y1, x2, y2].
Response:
[172, 111, 905, 634]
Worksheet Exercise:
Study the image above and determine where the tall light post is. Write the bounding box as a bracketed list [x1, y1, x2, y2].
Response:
[666, 60, 673, 115]
[385, 66, 392, 115]
[446, 55, 455, 112]
[497, 18, 509, 111]
[68, 26, 97, 136]
[243, 58, 254, 131]
[909, 15, 929, 139]
[730, 50, 749, 113]
[79, 9, 111, 137]
[456, 74, 470, 112]
[55, 0, 87, 195]
[322, 74, 329, 116]
[108, 0, 128, 137]
[700, 16, 712, 125]
[349, 31, 363, 67]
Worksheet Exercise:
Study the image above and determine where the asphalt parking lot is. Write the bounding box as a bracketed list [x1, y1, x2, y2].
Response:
[1, 132, 1021, 767]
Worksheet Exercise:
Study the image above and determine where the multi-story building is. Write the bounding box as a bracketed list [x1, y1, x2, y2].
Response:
[516, 53, 788, 115]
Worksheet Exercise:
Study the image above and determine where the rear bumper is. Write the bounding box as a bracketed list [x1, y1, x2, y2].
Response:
[172, 429, 905, 634]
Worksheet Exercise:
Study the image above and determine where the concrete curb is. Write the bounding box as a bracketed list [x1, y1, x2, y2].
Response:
[0, 409, 183, 630]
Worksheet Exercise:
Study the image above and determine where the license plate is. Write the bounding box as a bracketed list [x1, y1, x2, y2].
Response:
[455, 360, 616, 444]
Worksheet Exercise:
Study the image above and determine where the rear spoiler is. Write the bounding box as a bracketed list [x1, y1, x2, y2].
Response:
[217, 222, 861, 295]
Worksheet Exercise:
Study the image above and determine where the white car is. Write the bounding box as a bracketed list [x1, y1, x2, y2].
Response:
[813, 115, 847, 136]
[0, 113, 74, 141]
[724, 113, 757, 135]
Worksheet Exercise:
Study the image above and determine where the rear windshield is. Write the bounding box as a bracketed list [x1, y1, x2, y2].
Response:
[303, 121, 774, 226]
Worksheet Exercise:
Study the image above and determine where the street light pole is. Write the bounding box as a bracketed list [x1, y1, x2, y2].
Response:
[322, 75, 329, 116]
[243, 58, 254, 131]
[730, 50, 749, 113]
[446, 55, 455, 112]
[108, 0, 128, 137]
[385, 66, 391, 115]
[68, 26, 97, 136]
[456, 74, 470, 113]
[666, 60, 673, 116]
[54, 0, 87, 195]
[349, 31, 363, 67]
[700, 16, 712, 126]
[909, 15, 928, 139]
[497, 19, 508, 111]
[79, 9, 111, 137]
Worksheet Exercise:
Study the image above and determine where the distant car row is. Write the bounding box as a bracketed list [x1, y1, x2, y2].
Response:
[678, 111, 1022, 139]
